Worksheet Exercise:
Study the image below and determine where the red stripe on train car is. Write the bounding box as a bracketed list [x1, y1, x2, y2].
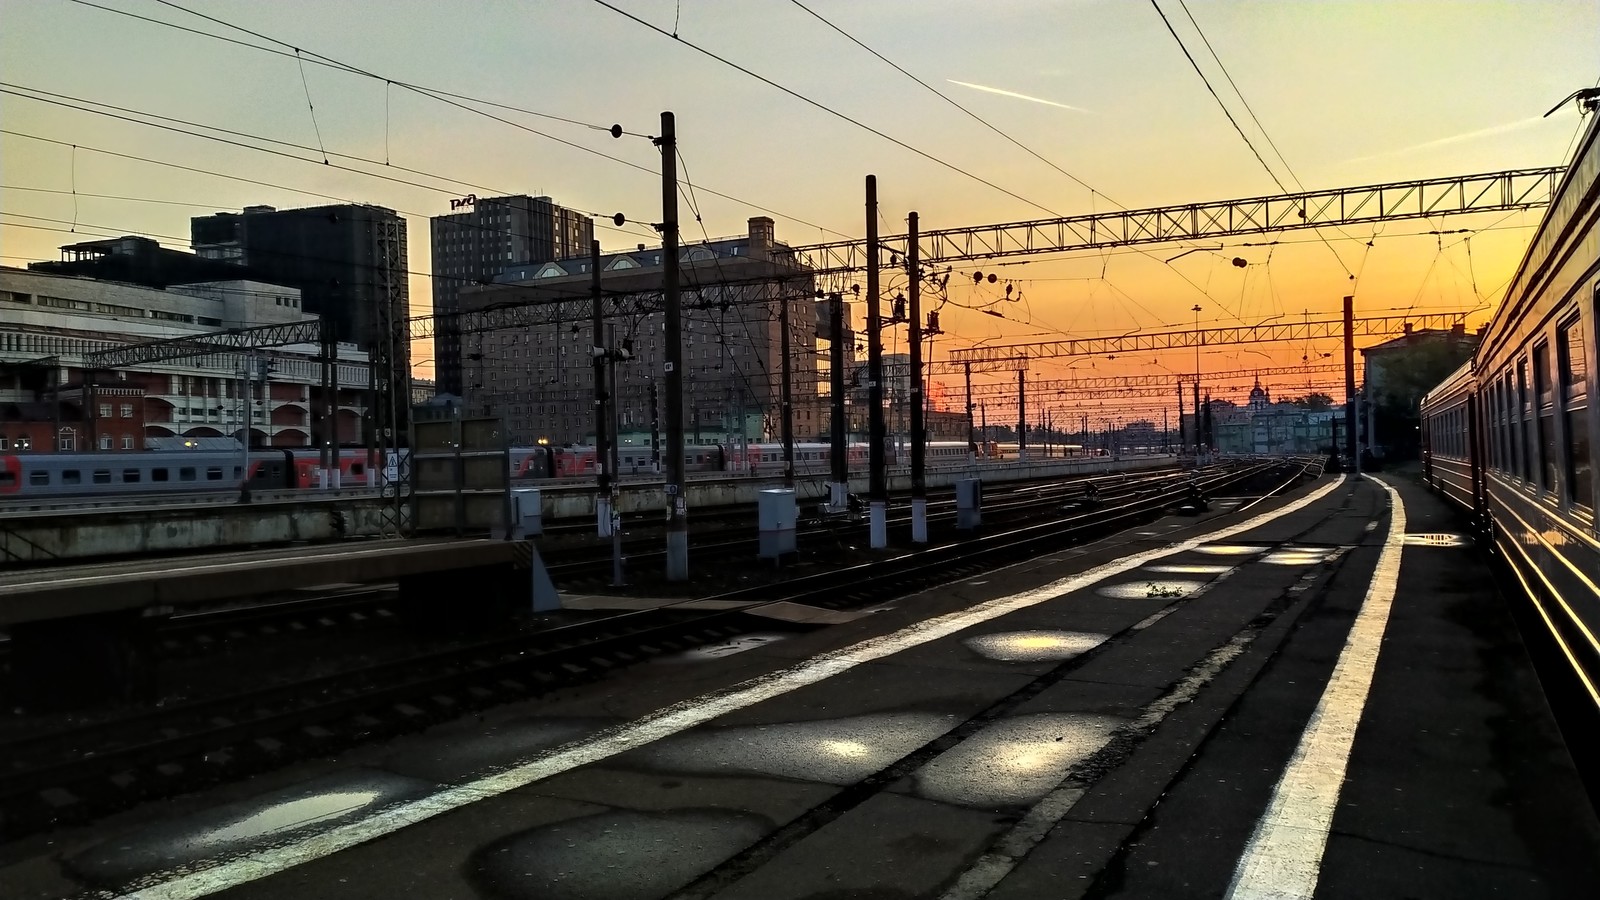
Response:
[0, 454, 20, 493]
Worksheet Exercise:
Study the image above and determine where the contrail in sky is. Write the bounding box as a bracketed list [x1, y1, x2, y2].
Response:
[1344, 116, 1547, 163]
[947, 79, 1088, 112]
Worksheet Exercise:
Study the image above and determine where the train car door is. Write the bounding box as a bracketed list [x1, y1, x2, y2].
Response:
[0, 455, 20, 496]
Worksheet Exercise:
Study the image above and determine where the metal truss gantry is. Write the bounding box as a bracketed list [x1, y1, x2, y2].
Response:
[783, 167, 1562, 274]
[947, 313, 1473, 364]
[960, 363, 1347, 399]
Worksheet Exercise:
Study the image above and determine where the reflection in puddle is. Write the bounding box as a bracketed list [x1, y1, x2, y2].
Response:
[65, 769, 434, 887]
[1096, 580, 1206, 600]
[204, 790, 381, 843]
[964, 630, 1107, 662]
[668, 632, 791, 662]
[1194, 545, 1267, 556]
[1143, 563, 1234, 575]
[1403, 532, 1470, 548]
[469, 808, 772, 900]
[910, 713, 1120, 807]
[631, 712, 953, 785]
[1260, 552, 1327, 566]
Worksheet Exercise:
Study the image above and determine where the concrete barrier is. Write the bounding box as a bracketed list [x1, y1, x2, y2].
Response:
[0, 455, 1174, 563]
[544, 455, 1175, 518]
[1, 500, 401, 563]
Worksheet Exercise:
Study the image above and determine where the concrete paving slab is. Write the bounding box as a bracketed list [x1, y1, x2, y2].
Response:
[711, 792, 1003, 900]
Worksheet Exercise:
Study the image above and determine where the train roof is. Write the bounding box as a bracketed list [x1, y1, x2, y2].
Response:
[1477, 109, 1599, 362]
[1419, 359, 1476, 410]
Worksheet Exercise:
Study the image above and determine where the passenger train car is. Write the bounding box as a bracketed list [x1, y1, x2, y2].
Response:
[0, 448, 385, 497]
[0, 437, 994, 499]
[1420, 110, 1599, 715]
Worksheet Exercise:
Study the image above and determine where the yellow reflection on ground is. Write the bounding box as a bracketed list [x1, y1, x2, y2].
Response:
[1145, 564, 1235, 575]
[964, 630, 1108, 662]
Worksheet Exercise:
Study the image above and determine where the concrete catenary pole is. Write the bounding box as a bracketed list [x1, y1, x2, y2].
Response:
[660, 112, 688, 580]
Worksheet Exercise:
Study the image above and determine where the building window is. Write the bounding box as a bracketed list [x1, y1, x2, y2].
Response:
[1558, 315, 1591, 509]
[58, 428, 76, 452]
[121, 403, 134, 418]
[0, 436, 6, 450]
[121, 434, 135, 450]
[100, 434, 112, 450]
[99, 404, 112, 418]
[16, 436, 31, 450]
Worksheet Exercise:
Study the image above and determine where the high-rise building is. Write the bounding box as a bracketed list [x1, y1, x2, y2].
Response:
[190, 204, 408, 354]
[429, 196, 593, 397]
[191, 203, 409, 445]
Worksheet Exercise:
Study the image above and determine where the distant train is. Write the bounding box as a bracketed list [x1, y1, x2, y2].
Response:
[0, 440, 1008, 499]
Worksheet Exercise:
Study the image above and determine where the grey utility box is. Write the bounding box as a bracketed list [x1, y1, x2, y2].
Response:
[507, 488, 542, 539]
[956, 478, 982, 531]
[758, 488, 798, 559]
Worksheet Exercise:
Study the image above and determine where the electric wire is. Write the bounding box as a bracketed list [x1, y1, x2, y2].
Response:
[585, 0, 1062, 217]
[62, 0, 850, 239]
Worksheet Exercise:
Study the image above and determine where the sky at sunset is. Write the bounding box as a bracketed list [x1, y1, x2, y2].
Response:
[2, 0, 1596, 423]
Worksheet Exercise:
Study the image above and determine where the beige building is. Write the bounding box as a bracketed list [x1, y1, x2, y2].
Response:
[459, 218, 822, 447]
[1, 267, 370, 449]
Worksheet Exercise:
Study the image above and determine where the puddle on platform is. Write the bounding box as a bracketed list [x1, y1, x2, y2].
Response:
[1193, 544, 1267, 556]
[1144, 563, 1235, 575]
[909, 713, 1121, 808]
[964, 630, 1107, 662]
[630, 712, 954, 785]
[1404, 532, 1470, 548]
[663, 632, 791, 662]
[1260, 547, 1333, 566]
[469, 808, 772, 900]
[1096, 580, 1207, 600]
[65, 769, 435, 887]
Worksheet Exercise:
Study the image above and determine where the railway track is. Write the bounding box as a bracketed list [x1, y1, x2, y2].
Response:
[0, 460, 1306, 840]
[0, 467, 1190, 661]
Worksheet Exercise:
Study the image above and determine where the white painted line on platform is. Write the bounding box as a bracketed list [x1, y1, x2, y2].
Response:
[1225, 475, 1404, 900]
[111, 476, 1348, 900]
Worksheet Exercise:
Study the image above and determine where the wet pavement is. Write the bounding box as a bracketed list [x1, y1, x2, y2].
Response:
[1, 473, 1596, 899]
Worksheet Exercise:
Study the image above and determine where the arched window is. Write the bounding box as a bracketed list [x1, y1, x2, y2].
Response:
[58, 427, 76, 452]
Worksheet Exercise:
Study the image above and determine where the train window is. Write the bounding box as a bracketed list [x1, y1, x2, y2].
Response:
[122, 468, 141, 483]
[0, 469, 12, 489]
[1497, 376, 1511, 471]
[93, 470, 110, 484]
[151, 468, 169, 483]
[206, 467, 223, 480]
[29, 471, 49, 486]
[180, 467, 196, 482]
[62, 470, 80, 485]
[1558, 316, 1591, 509]
[1534, 341, 1557, 492]
[1497, 369, 1510, 470]
[1517, 359, 1532, 482]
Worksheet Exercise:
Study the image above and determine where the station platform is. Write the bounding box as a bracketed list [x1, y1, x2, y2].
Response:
[1, 472, 1594, 899]
[0, 538, 518, 626]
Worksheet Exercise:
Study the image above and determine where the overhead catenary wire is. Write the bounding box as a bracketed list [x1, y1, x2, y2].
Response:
[61, 0, 850, 240]
[1153, 0, 1356, 277]
[0, 86, 658, 243]
[784, 0, 1112, 207]
[771, 0, 1274, 327]
[585, 0, 1063, 218]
